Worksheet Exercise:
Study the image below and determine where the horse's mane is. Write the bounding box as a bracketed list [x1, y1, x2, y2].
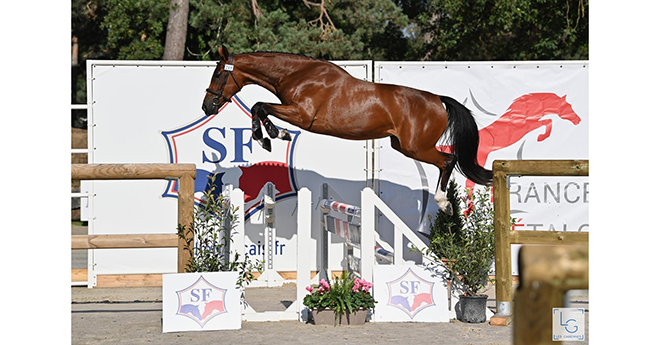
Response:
[238, 50, 329, 63]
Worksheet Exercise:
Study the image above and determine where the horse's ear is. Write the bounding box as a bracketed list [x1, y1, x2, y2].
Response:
[218, 46, 230, 61]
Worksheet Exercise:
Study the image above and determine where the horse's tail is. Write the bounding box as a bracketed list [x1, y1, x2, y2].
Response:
[441, 96, 493, 186]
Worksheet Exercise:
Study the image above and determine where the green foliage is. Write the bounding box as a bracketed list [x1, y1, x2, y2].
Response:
[419, 0, 588, 60]
[177, 174, 263, 287]
[73, 0, 588, 62]
[422, 184, 502, 296]
[71, 0, 589, 106]
[101, 0, 170, 60]
[302, 271, 376, 325]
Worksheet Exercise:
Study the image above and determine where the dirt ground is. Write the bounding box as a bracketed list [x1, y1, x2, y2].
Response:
[72, 285, 516, 345]
[71, 281, 589, 344]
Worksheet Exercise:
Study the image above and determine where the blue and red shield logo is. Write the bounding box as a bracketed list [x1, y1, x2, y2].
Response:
[175, 275, 227, 327]
[386, 268, 436, 319]
[161, 95, 300, 219]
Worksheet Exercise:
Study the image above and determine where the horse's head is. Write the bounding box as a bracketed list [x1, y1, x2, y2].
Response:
[542, 93, 581, 125]
[509, 93, 582, 125]
[202, 46, 241, 116]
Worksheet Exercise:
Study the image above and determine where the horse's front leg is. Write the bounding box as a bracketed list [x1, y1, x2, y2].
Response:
[250, 105, 271, 152]
[253, 102, 292, 141]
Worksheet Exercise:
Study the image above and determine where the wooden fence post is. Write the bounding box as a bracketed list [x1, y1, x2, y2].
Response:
[177, 172, 195, 273]
[491, 160, 589, 327]
[492, 166, 512, 324]
[71, 163, 196, 279]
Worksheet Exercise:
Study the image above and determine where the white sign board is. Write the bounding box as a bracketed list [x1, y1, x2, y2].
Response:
[375, 61, 589, 273]
[162, 272, 241, 332]
[87, 60, 370, 278]
[86, 59, 587, 279]
[372, 265, 449, 322]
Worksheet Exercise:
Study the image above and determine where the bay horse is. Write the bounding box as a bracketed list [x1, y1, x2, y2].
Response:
[202, 46, 492, 215]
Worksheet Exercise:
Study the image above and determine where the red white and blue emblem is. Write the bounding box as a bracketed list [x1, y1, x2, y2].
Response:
[175, 275, 227, 327]
[386, 268, 436, 319]
[161, 95, 300, 219]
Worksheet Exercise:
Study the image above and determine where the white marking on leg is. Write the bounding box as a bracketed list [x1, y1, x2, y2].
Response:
[434, 185, 453, 216]
[277, 128, 292, 141]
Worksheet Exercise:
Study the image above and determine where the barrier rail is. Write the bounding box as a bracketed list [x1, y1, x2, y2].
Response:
[319, 183, 400, 279]
[71, 163, 196, 274]
[227, 185, 312, 322]
[491, 160, 589, 325]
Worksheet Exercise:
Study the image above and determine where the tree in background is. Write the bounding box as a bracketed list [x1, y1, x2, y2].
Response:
[163, 0, 190, 60]
[419, 0, 588, 61]
[186, 0, 410, 60]
[73, 0, 588, 63]
[71, 0, 589, 119]
[102, 0, 170, 60]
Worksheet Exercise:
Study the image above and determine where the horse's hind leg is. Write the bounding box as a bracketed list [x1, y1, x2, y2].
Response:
[434, 155, 457, 215]
[390, 136, 456, 215]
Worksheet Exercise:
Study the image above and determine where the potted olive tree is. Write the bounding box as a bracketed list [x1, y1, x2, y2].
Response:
[421, 181, 501, 323]
[163, 174, 263, 332]
[176, 174, 262, 284]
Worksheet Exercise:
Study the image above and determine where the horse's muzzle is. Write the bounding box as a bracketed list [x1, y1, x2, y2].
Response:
[201, 102, 214, 116]
[201, 99, 221, 116]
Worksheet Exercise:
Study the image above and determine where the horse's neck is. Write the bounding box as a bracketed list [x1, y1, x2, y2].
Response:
[235, 53, 293, 95]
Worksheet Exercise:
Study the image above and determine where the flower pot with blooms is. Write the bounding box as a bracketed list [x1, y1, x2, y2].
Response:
[303, 271, 376, 325]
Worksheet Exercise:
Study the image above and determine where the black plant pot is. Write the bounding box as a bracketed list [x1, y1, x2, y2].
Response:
[459, 295, 488, 323]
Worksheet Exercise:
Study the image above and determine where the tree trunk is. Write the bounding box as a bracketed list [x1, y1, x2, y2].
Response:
[163, 0, 189, 60]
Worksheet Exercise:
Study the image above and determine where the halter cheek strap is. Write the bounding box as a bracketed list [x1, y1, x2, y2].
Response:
[206, 54, 239, 104]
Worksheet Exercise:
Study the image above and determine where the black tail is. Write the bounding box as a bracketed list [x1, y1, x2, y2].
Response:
[441, 96, 493, 185]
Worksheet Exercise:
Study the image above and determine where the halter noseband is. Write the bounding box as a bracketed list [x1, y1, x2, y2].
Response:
[206, 54, 239, 105]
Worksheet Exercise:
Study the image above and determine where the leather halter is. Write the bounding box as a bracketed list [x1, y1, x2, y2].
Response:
[206, 54, 239, 105]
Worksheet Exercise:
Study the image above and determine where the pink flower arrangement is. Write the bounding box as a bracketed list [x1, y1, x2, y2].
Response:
[303, 272, 376, 314]
[352, 278, 373, 293]
[307, 278, 331, 294]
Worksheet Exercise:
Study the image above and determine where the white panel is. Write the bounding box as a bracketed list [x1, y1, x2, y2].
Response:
[376, 61, 589, 274]
[88, 60, 371, 275]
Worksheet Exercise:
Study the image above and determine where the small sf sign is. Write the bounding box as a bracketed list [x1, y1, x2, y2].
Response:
[163, 272, 241, 332]
[373, 266, 449, 322]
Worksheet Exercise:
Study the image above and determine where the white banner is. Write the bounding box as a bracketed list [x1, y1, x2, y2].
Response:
[86, 60, 587, 278]
[375, 61, 588, 273]
[87, 60, 370, 276]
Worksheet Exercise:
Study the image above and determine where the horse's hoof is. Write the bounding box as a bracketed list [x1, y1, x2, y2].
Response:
[258, 138, 272, 152]
[435, 199, 453, 216]
[279, 129, 292, 141]
[441, 203, 453, 216]
[435, 192, 453, 216]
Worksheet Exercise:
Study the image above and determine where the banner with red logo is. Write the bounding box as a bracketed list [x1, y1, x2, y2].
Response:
[375, 61, 588, 273]
[86, 60, 587, 278]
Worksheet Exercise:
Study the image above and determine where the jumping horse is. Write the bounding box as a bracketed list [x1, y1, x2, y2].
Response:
[202, 46, 492, 215]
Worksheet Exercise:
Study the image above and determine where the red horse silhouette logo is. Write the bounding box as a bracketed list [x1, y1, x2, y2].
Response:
[440, 93, 581, 188]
